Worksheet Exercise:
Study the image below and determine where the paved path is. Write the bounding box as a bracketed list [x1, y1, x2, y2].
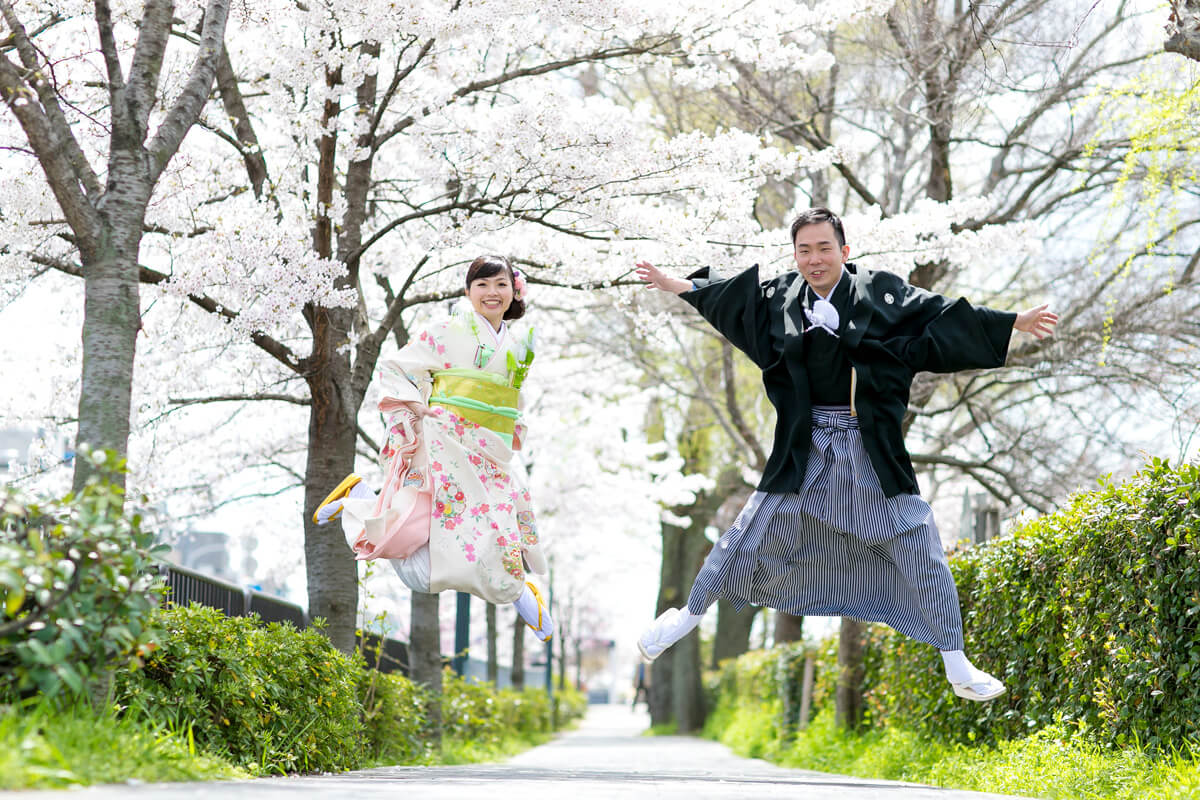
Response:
[10, 704, 1032, 799]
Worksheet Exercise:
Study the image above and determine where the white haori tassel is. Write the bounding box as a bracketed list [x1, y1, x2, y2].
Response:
[803, 298, 840, 336]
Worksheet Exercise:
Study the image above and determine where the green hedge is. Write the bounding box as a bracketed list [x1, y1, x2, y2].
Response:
[707, 460, 1200, 752]
[115, 604, 588, 774]
[115, 604, 365, 774]
[864, 459, 1200, 750]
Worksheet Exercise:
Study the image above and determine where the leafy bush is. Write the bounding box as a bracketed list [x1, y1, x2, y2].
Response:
[0, 450, 163, 700]
[359, 669, 433, 765]
[115, 604, 366, 774]
[438, 673, 586, 755]
[862, 459, 1200, 750]
[707, 459, 1200, 752]
[554, 683, 589, 725]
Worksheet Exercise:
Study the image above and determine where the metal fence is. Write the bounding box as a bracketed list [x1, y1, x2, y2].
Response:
[157, 562, 543, 686]
[160, 562, 310, 630]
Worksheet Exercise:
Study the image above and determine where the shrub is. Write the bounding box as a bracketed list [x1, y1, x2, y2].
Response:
[441, 671, 510, 747]
[861, 459, 1200, 750]
[0, 450, 162, 701]
[359, 669, 433, 765]
[115, 604, 366, 774]
[554, 683, 589, 725]
[708, 459, 1200, 752]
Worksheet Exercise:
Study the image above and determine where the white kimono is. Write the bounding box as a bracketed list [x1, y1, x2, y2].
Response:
[340, 306, 547, 604]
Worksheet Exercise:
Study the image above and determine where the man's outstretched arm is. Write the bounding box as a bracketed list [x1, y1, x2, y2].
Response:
[1013, 304, 1058, 339]
[635, 260, 775, 368]
[635, 261, 692, 294]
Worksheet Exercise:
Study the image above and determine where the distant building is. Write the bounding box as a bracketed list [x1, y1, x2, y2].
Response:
[0, 426, 71, 479]
[166, 528, 236, 582]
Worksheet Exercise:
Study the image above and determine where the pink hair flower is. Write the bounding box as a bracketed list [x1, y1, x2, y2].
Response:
[513, 268, 528, 300]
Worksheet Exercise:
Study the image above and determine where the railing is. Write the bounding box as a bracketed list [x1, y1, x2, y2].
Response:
[160, 562, 310, 630]
[157, 562, 545, 686]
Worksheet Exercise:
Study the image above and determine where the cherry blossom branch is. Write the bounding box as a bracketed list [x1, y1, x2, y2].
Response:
[375, 39, 679, 149]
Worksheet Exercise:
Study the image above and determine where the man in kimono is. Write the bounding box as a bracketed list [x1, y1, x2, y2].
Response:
[634, 207, 1057, 701]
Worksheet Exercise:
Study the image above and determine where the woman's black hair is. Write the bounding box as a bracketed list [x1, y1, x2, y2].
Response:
[465, 255, 525, 320]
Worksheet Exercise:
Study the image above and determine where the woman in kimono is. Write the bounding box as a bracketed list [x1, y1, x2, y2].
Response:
[313, 255, 553, 641]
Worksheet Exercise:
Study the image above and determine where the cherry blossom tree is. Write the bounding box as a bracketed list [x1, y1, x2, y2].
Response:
[1, 0, 891, 658]
[0, 0, 231, 491]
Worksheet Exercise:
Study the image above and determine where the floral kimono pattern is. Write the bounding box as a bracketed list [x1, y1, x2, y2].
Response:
[340, 306, 546, 605]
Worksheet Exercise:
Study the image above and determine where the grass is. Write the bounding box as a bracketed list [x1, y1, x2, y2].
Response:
[0, 699, 245, 790]
[438, 729, 557, 765]
[1, 695, 574, 788]
[704, 702, 1200, 800]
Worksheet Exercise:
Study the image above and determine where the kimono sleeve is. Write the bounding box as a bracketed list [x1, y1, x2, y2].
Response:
[889, 299, 1017, 374]
[679, 265, 775, 368]
[378, 324, 447, 406]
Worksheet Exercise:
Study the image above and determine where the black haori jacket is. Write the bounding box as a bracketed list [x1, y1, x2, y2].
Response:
[681, 263, 1017, 498]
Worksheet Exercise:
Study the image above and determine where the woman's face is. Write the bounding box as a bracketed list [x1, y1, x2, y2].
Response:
[466, 271, 514, 328]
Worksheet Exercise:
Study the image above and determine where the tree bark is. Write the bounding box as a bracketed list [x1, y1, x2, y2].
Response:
[835, 617, 866, 731]
[711, 600, 758, 668]
[774, 612, 805, 645]
[301, 315, 360, 652]
[409, 591, 443, 731]
[1166, 1, 1200, 61]
[511, 613, 526, 690]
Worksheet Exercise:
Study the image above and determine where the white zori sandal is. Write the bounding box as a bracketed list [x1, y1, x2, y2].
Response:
[950, 670, 1007, 702]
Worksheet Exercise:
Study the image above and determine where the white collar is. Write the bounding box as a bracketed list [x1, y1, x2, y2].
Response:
[808, 264, 846, 302]
[474, 311, 507, 345]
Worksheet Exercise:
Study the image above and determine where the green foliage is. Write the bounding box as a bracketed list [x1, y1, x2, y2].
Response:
[1082, 71, 1200, 359]
[439, 672, 584, 750]
[0, 697, 243, 790]
[708, 459, 1200, 756]
[114, 604, 365, 774]
[731, 705, 1200, 800]
[862, 459, 1200, 751]
[359, 669, 434, 765]
[703, 646, 793, 757]
[0, 449, 164, 701]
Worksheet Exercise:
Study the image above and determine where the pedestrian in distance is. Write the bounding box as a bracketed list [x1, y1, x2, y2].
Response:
[314, 255, 553, 642]
[634, 207, 1057, 701]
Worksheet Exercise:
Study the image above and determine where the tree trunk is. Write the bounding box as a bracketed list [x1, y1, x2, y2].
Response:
[574, 636, 583, 690]
[73, 202, 145, 492]
[409, 591, 443, 730]
[711, 600, 758, 668]
[1166, 1, 1200, 61]
[774, 612, 805, 645]
[648, 515, 688, 728]
[301, 323, 360, 652]
[835, 617, 866, 731]
[486, 603, 498, 684]
[511, 613, 526, 690]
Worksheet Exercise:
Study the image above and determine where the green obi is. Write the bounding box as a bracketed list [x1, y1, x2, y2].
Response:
[430, 368, 520, 445]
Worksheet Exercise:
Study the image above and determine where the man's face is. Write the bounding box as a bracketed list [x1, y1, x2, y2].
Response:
[792, 221, 849, 296]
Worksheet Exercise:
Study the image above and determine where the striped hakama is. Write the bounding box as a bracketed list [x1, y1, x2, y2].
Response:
[686, 406, 964, 650]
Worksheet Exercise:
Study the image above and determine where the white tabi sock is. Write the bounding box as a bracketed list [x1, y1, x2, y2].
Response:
[940, 649, 975, 684]
[315, 479, 376, 526]
[513, 583, 554, 641]
[638, 607, 705, 662]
